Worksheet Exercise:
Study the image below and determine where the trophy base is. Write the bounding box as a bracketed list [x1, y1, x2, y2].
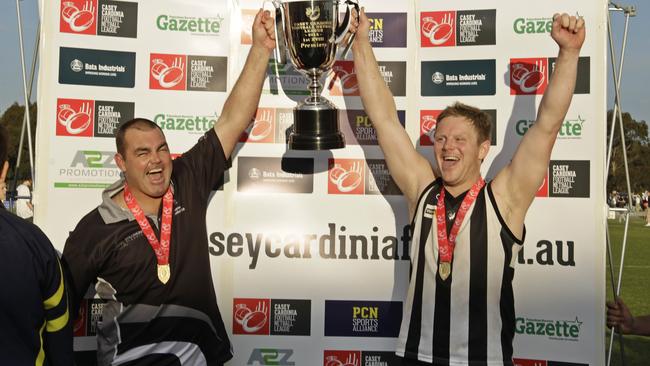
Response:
[289, 108, 345, 150]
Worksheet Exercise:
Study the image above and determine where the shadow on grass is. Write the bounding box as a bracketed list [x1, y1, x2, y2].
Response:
[606, 330, 650, 365]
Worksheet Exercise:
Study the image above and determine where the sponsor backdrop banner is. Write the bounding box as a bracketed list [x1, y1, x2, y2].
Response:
[36, 0, 607, 365]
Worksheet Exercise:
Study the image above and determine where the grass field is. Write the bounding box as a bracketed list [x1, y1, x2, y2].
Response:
[606, 216, 650, 365]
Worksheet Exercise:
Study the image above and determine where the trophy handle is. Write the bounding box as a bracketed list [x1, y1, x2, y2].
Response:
[262, 0, 287, 65]
[334, 0, 359, 58]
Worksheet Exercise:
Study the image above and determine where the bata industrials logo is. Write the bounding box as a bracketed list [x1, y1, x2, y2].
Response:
[536, 160, 590, 198]
[238, 157, 314, 194]
[420, 9, 496, 47]
[328, 61, 406, 97]
[328, 159, 401, 196]
[510, 57, 591, 95]
[56, 98, 134, 137]
[233, 298, 311, 336]
[514, 360, 587, 366]
[60, 0, 137, 37]
[150, 53, 227, 92]
[324, 350, 400, 366]
[420, 109, 497, 146]
[59, 47, 135, 88]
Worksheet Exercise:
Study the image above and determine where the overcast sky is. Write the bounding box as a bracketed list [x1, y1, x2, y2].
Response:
[1, 1, 648, 123]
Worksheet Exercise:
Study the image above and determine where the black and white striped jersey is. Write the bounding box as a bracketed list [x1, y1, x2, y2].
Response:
[396, 179, 524, 365]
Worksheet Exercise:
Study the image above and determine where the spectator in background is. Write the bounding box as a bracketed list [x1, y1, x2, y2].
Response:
[607, 298, 650, 336]
[0, 125, 73, 365]
[15, 178, 34, 222]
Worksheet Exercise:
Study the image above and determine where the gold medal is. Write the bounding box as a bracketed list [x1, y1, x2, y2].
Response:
[157, 264, 171, 284]
[439, 262, 451, 281]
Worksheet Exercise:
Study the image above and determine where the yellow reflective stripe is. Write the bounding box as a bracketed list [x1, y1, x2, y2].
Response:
[35, 322, 45, 366]
[46, 306, 69, 332]
[43, 259, 64, 310]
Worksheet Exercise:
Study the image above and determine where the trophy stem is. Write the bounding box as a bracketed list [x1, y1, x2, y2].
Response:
[306, 70, 323, 105]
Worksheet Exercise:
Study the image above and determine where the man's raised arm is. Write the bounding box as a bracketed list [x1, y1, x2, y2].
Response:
[492, 13, 585, 228]
[214, 9, 276, 159]
[352, 9, 434, 212]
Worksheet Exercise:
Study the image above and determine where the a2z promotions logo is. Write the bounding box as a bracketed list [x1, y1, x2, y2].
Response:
[248, 348, 295, 365]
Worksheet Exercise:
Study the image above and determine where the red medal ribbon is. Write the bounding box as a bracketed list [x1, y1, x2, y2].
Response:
[124, 184, 173, 266]
[436, 177, 485, 264]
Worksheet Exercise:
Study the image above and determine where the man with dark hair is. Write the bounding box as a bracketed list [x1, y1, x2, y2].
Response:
[352, 9, 585, 365]
[0, 124, 73, 365]
[62, 10, 277, 365]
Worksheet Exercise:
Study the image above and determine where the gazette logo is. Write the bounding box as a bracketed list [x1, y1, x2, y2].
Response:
[365, 12, 407, 48]
[515, 316, 582, 342]
[233, 298, 311, 336]
[150, 53, 227, 92]
[324, 350, 400, 366]
[60, 0, 138, 38]
[328, 61, 406, 97]
[513, 17, 553, 35]
[420, 10, 496, 47]
[510, 57, 590, 95]
[515, 115, 586, 139]
[421, 60, 495, 96]
[156, 14, 224, 35]
[59, 47, 135, 88]
[341, 110, 405, 146]
[56, 98, 134, 137]
[237, 157, 314, 193]
[324, 300, 402, 337]
[514, 359, 588, 366]
[154, 113, 217, 135]
[248, 348, 295, 365]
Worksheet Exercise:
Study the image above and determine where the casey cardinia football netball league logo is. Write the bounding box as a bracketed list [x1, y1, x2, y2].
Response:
[233, 299, 270, 335]
[419, 110, 442, 146]
[510, 58, 548, 95]
[328, 159, 364, 195]
[57, 99, 94, 137]
[150, 54, 187, 90]
[60, 0, 97, 34]
[421, 11, 455, 47]
[327, 61, 359, 96]
[323, 351, 361, 366]
[240, 108, 275, 143]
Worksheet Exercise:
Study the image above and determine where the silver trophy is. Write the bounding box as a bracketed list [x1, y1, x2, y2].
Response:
[270, 0, 359, 150]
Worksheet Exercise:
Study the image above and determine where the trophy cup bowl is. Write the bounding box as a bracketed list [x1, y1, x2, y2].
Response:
[271, 0, 358, 150]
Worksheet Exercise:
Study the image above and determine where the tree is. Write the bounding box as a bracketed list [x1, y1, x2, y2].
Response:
[606, 110, 650, 193]
[0, 102, 37, 187]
